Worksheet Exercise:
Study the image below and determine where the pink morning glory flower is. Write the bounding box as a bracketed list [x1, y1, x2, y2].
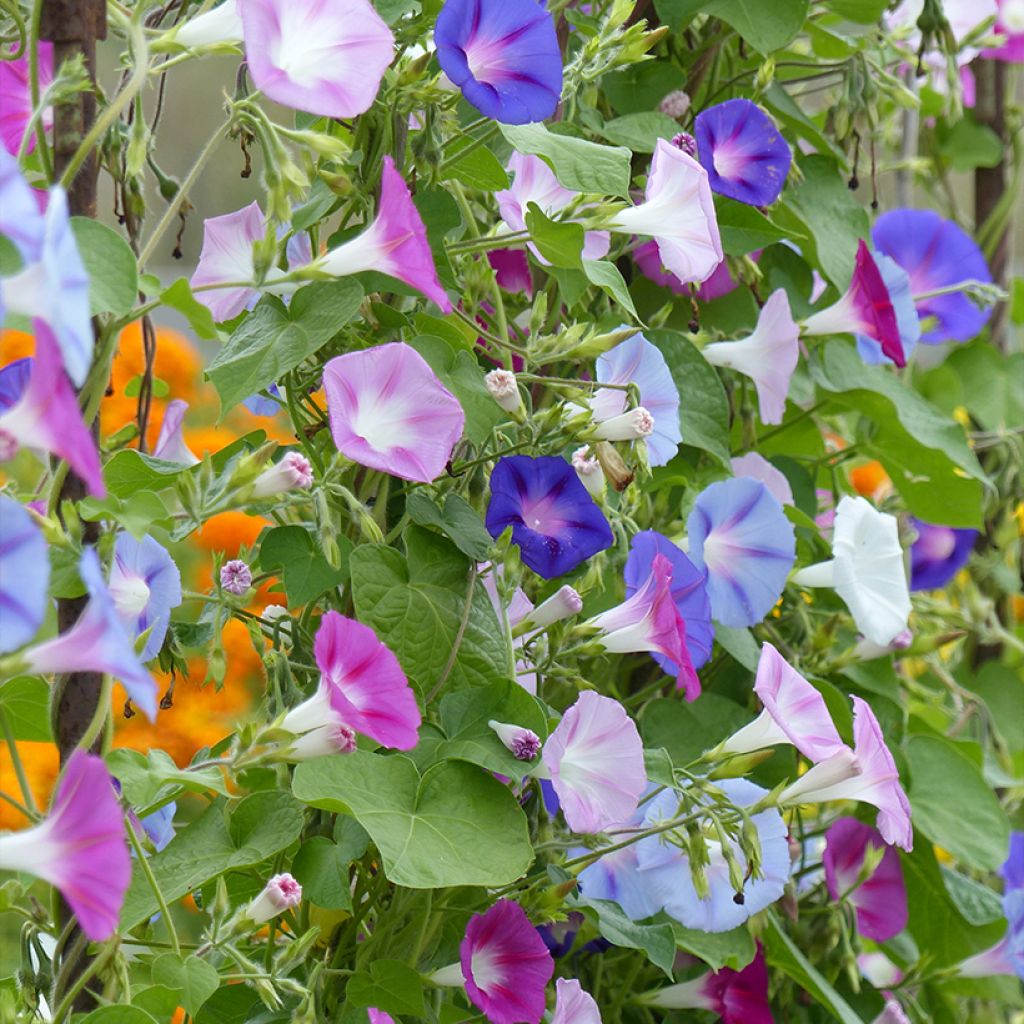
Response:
[552, 979, 601, 1024]
[153, 399, 200, 465]
[984, 0, 1024, 61]
[367, 1011, 395, 1024]
[731, 452, 793, 507]
[0, 750, 130, 942]
[281, 610, 421, 750]
[459, 900, 554, 1024]
[324, 341, 465, 483]
[318, 157, 450, 311]
[610, 139, 723, 287]
[542, 691, 647, 833]
[0, 41, 53, 155]
[824, 817, 908, 942]
[780, 696, 913, 851]
[702, 289, 800, 425]
[718, 642, 846, 763]
[633, 240, 752, 301]
[0, 321, 105, 498]
[175, 0, 394, 119]
[0, 496, 49, 654]
[802, 240, 906, 368]
[246, 873, 302, 925]
[495, 152, 610, 264]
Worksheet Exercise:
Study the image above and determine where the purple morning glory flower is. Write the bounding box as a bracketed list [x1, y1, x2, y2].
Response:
[243, 383, 282, 417]
[0, 496, 49, 654]
[909, 518, 977, 590]
[591, 332, 682, 467]
[872, 208, 992, 344]
[623, 530, 713, 676]
[435, 0, 563, 125]
[108, 533, 183, 662]
[693, 98, 792, 207]
[140, 800, 177, 852]
[1001, 832, 1024, 892]
[856, 253, 922, 365]
[0, 356, 31, 411]
[485, 455, 614, 579]
[687, 477, 795, 628]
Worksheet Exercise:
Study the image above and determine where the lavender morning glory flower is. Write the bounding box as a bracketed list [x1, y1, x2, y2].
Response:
[140, 801, 177, 853]
[435, 0, 563, 125]
[0, 145, 45, 258]
[873, 208, 992, 344]
[909, 518, 978, 590]
[152, 399, 199, 465]
[693, 98, 792, 207]
[687, 477, 796, 628]
[591, 332, 681, 467]
[108, 533, 183, 662]
[243, 383, 282, 417]
[577, 840, 661, 921]
[0, 497, 49, 654]
[731, 452, 793, 507]
[485, 455, 614, 579]
[856, 253, 921, 365]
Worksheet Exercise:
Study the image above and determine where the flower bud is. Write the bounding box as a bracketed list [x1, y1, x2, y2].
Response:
[572, 446, 605, 498]
[518, 585, 583, 633]
[220, 559, 253, 595]
[671, 132, 697, 157]
[593, 408, 654, 442]
[659, 90, 691, 119]
[488, 720, 542, 761]
[593, 441, 633, 491]
[286, 723, 357, 761]
[245, 873, 302, 925]
[251, 451, 313, 499]
[484, 369, 524, 416]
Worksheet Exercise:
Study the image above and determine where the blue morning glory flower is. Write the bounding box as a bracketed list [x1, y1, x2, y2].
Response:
[0, 357, 31, 412]
[857, 253, 921, 365]
[243, 383, 282, 417]
[909, 519, 977, 591]
[141, 801, 177, 852]
[693, 98, 792, 207]
[687, 477, 795, 628]
[485, 455, 613, 579]
[0, 496, 49, 654]
[435, 0, 563, 125]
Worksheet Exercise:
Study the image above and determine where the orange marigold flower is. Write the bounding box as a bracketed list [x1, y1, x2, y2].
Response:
[849, 460, 890, 500]
[0, 741, 59, 829]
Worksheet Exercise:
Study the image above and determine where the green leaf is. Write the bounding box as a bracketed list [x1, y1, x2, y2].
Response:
[346, 960, 425, 1015]
[102, 450, 186, 499]
[524, 203, 584, 269]
[206, 280, 363, 413]
[259, 525, 349, 606]
[105, 748, 232, 810]
[349, 528, 511, 694]
[673, 924, 757, 972]
[80, 1009, 158, 1024]
[640, 695, 749, 765]
[906, 733, 1010, 870]
[603, 61, 686, 117]
[668, 0, 808, 52]
[646, 329, 731, 467]
[131, 986, 181, 1021]
[160, 278, 219, 340]
[937, 116, 1003, 171]
[581, 898, 676, 978]
[941, 866, 1005, 926]
[193, 986, 261, 1024]
[827, 0, 888, 22]
[151, 954, 219, 1017]
[79, 491, 172, 540]
[598, 112, 681, 152]
[499, 123, 632, 197]
[120, 791, 305, 928]
[291, 837, 353, 910]
[713, 624, 761, 671]
[292, 752, 533, 888]
[582, 259, 642, 323]
[762, 83, 845, 164]
[443, 139, 509, 190]
[71, 218, 138, 317]
[406, 492, 494, 561]
[942, 343, 1024, 433]
[966, 662, 1024, 753]
[716, 197, 792, 257]
[0, 677, 52, 742]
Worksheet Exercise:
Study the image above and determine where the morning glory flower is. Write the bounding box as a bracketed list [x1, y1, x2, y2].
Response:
[21, 549, 159, 720]
[0, 322, 105, 498]
[792, 496, 912, 646]
[0, 356, 31, 411]
[0, 41, 53, 155]
[824, 817, 908, 942]
[324, 341, 465, 483]
[485, 455, 614, 579]
[246, 873, 303, 925]
[872, 1001, 913, 1024]
[909, 519, 978, 590]
[610, 139, 723, 286]
[0, 750, 130, 941]
[552, 979, 601, 1024]
[1001, 831, 1024, 891]
[495, 153, 610, 263]
[0, 146, 45, 260]
[571, 445, 605, 497]
[984, 0, 1024, 61]
[687, 478, 796, 628]
[484, 369, 524, 416]
[0, 497, 49, 654]
[281, 610, 421, 751]
[636, 778, 791, 932]
[780, 696, 913, 850]
[955, 891, 1024, 979]
[175, 0, 394, 119]
[153, 399, 199, 465]
[518, 584, 583, 630]
[108, 533, 183, 662]
[139, 801, 177, 853]
[542, 691, 647, 833]
[577, 839, 661, 922]
[703, 289, 799, 425]
[435, 0, 563, 125]
[856, 254, 921, 365]
[591, 332, 682, 467]
[731, 452, 793, 507]
[220, 559, 253, 595]
[633, 242, 746, 301]
[243, 383, 282, 417]
[693, 98, 792, 207]
[317, 157, 450, 311]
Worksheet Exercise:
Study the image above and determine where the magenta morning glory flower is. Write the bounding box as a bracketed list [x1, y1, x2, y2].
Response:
[856, 254, 921, 365]
[318, 157, 450, 311]
[731, 452, 793, 507]
[0, 322, 105, 498]
[703, 288, 799, 425]
[873, 208, 993, 344]
[0, 41, 53, 155]
[824, 817, 908, 942]
[459, 900, 554, 1024]
[488, 249, 533, 295]
[637, 779, 791, 932]
[153, 399, 199, 465]
[552, 979, 601, 1024]
[435, 0, 563, 125]
[485, 455, 614, 579]
[0, 750, 130, 941]
[984, 0, 1024, 61]
[591, 332, 681, 466]
[687, 477, 796, 629]
[324, 341, 465, 483]
[281, 610, 421, 750]
[0, 497, 49, 654]
[542, 691, 647, 833]
[611, 139, 723, 287]
[802, 240, 906, 367]
[694, 98, 792, 207]
[108, 533, 183, 662]
[780, 696, 913, 850]
[909, 518, 978, 590]
[496, 153, 610, 264]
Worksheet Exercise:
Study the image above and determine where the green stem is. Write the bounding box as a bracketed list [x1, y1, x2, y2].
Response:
[52, 940, 116, 1023]
[0, 706, 38, 814]
[27, 0, 51, 178]
[125, 820, 182, 956]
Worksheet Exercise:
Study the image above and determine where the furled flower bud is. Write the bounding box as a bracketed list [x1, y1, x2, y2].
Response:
[220, 559, 252, 595]
[672, 132, 697, 157]
[251, 451, 313, 499]
[488, 720, 542, 761]
[520, 585, 583, 630]
[246, 873, 302, 924]
[286, 723, 358, 761]
[659, 90, 691, 119]
[484, 369, 524, 416]
[572, 446, 606, 498]
[593, 407, 655, 442]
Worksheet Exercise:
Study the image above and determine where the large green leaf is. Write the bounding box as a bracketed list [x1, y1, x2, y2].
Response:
[291, 837, 353, 910]
[673, 923, 757, 972]
[150, 955, 219, 1017]
[349, 528, 512, 694]
[345, 961, 425, 1015]
[292, 752, 533, 888]
[500, 124, 631, 197]
[72, 218, 138, 317]
[640, 695, 749, 765]
[580, 898, 676, 978]
[0, 677, 52, 742]
[259, 525, 349, 606]
[716, 197, 792, 256]
[406, 493, 494, 562]
[598, 112, 681, 152]
[662, 0, 808, 51]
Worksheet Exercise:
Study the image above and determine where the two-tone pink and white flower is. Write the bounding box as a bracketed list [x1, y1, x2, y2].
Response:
[245, 873, 302, 925]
